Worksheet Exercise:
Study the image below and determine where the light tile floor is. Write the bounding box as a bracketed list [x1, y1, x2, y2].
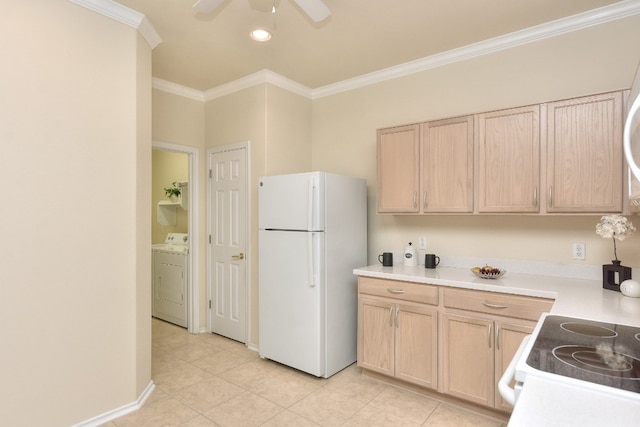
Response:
[106, 319, 508, 426]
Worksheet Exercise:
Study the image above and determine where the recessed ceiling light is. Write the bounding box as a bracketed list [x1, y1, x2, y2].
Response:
[250, 29, 272, 42]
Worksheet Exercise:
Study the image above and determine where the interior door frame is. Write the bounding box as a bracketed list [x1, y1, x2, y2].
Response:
[152, 140, 200, 334]
[206, 141, 251, 344]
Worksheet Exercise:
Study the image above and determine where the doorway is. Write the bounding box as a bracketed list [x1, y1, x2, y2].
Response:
[207, 142, 249, 343]
[152, 141, 200, 334]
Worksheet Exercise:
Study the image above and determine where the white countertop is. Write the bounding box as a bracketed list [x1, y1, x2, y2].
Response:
[353, 264, 640, 327]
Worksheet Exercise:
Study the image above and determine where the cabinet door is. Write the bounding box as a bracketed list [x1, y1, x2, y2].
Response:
[357, 296, 394, 376]
[422, 116, 474, 212]
[494, 320, 534, 411]
[377, 124, 420, 213]
[547, 92, 623, 212]
[441, 313, 494, 407]
[477, 106, 540, 212]
[395, 303, 438, 389]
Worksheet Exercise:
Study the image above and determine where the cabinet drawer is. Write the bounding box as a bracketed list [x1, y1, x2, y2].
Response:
[359, 277, 438, 305]
[443, 287, 553, 321]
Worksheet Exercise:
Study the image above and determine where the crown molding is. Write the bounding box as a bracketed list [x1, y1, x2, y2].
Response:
[152, 71, 312, 102]
[152, 78, 206, 102]
[68, 0, 162, 49]
[150, 0, 640, 101]
[311, 0, 640, 98]
[203, 70, 313, 101]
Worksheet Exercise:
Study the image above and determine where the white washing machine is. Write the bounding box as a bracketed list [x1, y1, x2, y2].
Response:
[152, 233, 189, 327]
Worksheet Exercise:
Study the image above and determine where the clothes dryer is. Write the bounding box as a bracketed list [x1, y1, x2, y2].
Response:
[152, 233, 189, 327]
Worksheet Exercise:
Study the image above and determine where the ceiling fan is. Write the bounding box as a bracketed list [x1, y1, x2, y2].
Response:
[193, 0, 331, 23]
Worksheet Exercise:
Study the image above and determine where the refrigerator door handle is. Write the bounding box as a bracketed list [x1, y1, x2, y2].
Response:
[307, 175, 315, 230]
[308, 232, 317, 287]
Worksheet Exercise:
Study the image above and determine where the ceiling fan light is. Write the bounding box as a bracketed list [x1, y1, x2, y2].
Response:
[250, 29, 272, 42]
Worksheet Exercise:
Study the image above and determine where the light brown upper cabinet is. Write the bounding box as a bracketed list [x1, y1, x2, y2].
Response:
[476, 106, 540, 213]
[546, 92, 623, 213]
[377, 90, 624, 215]
[377, 124, 420, 213]
[422, 116, 474, 213]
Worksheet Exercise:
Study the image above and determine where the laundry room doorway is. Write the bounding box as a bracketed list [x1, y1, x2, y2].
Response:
[152, 141, 200, 334]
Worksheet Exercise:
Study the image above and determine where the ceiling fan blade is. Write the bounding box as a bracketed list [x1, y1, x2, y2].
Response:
[193, 0, 225, 14]
[292, 0, 330, 22]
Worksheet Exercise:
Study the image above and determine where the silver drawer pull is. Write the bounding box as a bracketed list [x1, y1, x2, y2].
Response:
[482, 301, 508, 309]
[387, 288, 406, 294]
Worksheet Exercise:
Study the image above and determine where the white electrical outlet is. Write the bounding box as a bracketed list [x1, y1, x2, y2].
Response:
[572, 243, 586, 260]
[418, 236, 427, 250]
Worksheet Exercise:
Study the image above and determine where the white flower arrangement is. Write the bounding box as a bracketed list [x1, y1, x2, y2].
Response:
[595, 214, 636, 262]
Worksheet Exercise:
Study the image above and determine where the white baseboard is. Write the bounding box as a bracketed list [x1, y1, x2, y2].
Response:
[71, 381, 155, 427]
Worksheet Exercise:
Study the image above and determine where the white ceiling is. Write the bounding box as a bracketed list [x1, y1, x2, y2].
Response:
[116, 0, 629, 92]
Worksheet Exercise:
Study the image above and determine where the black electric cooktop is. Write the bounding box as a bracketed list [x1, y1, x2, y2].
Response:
[526, 315, 640, 394]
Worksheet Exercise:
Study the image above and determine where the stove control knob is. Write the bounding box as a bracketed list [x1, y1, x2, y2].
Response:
[621, 279, 640, 298]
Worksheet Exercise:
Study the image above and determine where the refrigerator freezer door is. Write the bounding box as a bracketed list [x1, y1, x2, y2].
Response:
[259, 229, 325, 377]
[259, 172, 325, 231]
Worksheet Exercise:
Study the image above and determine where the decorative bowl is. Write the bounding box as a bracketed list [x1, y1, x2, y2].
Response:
[471, 267, 506, 279]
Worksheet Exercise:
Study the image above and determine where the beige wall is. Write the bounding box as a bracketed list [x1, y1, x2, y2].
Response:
[0, 1, 152, 426]
[153, 90, 206, 145]
[265, 85, 313, 174]
[312, 13, 640, 269]
[135, 32, 153, 399]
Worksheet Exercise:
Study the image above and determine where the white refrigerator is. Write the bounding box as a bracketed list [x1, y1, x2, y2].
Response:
[258, 171, 367, 378]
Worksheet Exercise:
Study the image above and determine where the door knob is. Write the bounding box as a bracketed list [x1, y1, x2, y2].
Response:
[231, 253, 245, 260]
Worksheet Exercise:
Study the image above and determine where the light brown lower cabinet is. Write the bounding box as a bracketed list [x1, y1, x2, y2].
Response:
[357, 278, 438, 389]
[441, 312, 534, 410]
[441, 287, 553, 411]
[356, 276, 554, 412]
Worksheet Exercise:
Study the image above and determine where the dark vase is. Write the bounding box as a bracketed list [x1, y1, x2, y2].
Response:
[602, 260, 632, 292]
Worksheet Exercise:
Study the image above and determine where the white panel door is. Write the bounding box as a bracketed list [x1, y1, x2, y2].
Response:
[153, 252, 187, 327]
[209, 146, 247, 342]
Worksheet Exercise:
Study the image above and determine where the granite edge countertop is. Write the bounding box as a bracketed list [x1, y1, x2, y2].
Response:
[353, 265, 640, 327]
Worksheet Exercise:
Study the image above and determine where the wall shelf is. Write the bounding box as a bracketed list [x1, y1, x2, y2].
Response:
[157, 182, 188, 225]
[157, 200, 186, 225]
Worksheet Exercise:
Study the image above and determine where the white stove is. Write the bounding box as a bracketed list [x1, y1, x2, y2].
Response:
[518, 314, 640, 395]
[513, 314, 640, 401]
[499, 313, 640, 425]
